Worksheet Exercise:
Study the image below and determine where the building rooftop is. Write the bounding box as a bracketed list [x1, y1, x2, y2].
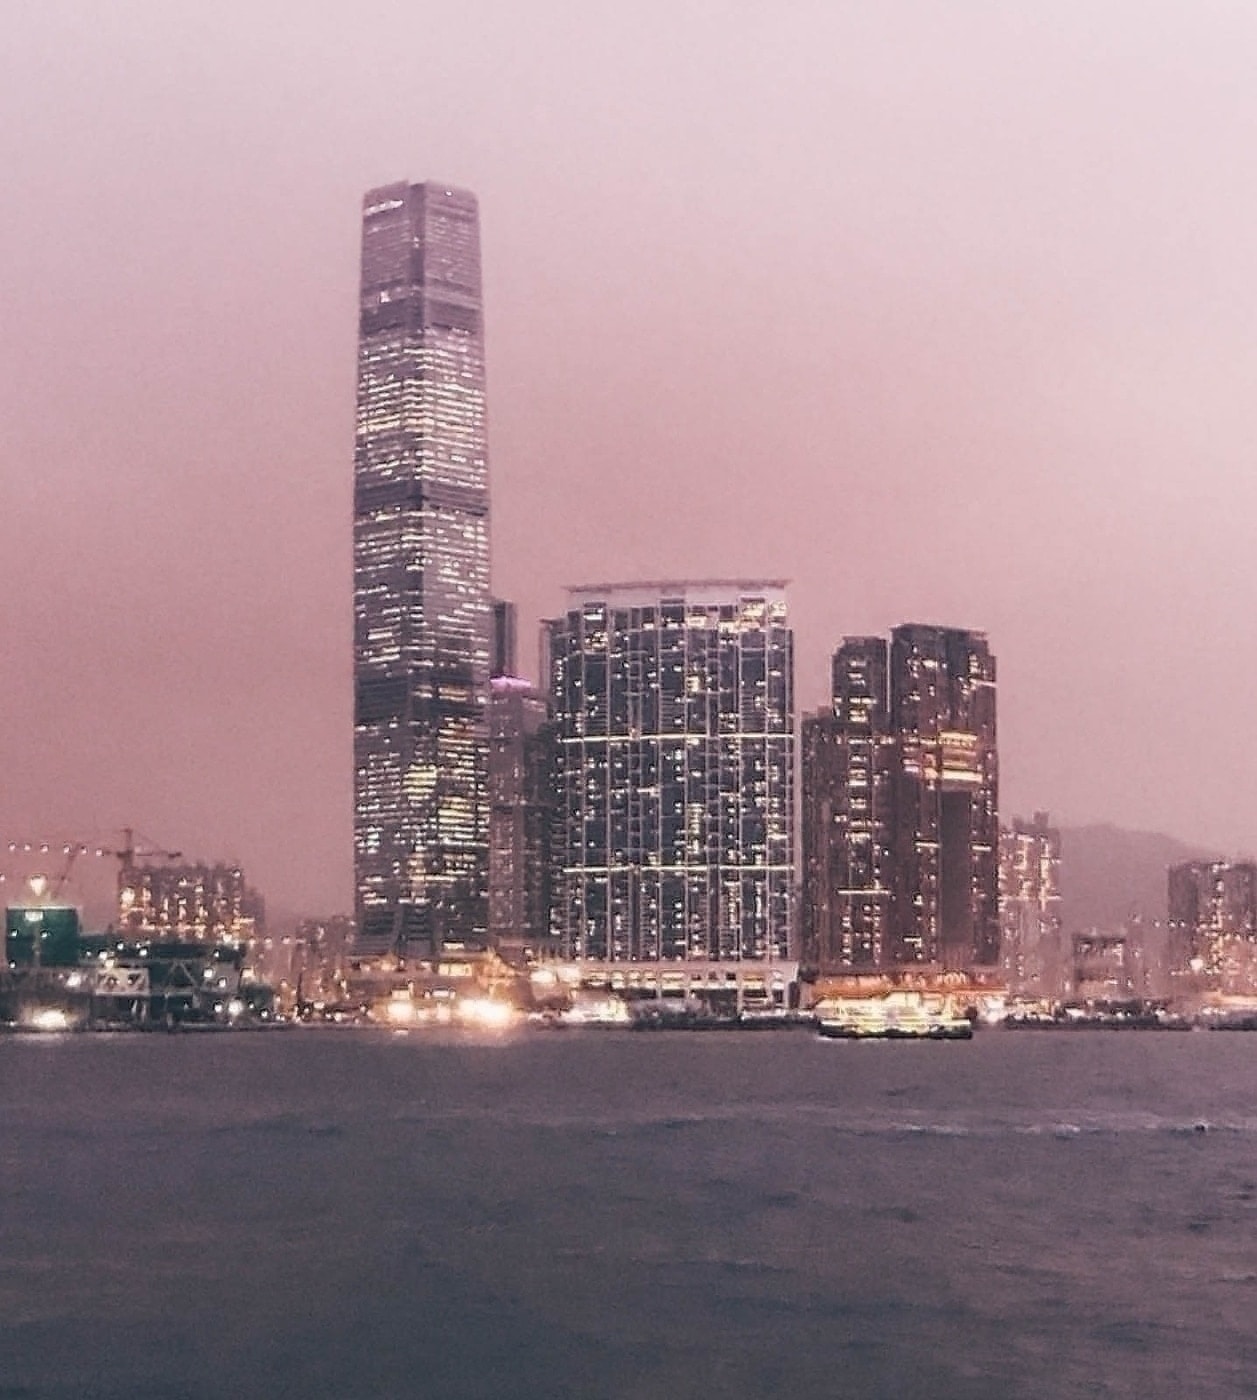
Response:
[566, 578, 788, 599]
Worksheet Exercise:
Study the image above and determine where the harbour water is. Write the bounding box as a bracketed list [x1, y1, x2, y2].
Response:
[3, 1028, 1257, 1398]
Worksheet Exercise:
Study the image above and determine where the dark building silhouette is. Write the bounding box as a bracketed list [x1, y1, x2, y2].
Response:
[254, 915, 354, 1001]
[802, 624, 998, 972]
[487, 676, 555, 951]
[547, 582, 794, 961]
[492, 598, 517, 680]
[352, 181, 492, 958]
[1071, 931, 1136, 1000]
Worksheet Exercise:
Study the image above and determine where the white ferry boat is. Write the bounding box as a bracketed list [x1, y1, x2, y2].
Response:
[814, 988, 973, 1041]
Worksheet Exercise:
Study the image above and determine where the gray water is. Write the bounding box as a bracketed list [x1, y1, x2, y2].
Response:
[3, 1028, 1257, 1399]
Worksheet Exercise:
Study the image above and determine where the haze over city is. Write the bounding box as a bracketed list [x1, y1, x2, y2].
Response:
[3, 1, 1254, 921]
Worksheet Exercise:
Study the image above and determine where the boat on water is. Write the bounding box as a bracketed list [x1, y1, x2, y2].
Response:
[814, 989, 973, 1041]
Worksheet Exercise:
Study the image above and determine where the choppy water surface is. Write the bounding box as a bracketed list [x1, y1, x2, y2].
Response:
[3, 1029, 1257, 1399]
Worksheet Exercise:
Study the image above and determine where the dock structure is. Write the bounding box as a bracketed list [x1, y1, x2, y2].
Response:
[533, 958, 799, 1015]
[1, 935, 269, 1030]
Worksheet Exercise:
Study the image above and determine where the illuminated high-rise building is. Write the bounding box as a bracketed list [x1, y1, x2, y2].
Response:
[891, 624, 999, 967]
[801, 638, 894, 970]
[802, 624, 998, 972]
[353, 181, 491, 957]
[1168, 860, 1257, 983]
[999, 812, 1062, 996]
[546, 582, 794, 961]
[117, 863, 261, 946]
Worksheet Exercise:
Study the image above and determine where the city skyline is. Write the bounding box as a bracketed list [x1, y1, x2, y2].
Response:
[7, 13, 1257, 1398]
[4, 5, 1257, 920]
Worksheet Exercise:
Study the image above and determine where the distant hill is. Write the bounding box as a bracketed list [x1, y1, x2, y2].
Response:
[1058, 824, 1216, 933]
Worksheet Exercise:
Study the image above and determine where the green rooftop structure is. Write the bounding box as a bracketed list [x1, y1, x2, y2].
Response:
[5, 905, 82, 968]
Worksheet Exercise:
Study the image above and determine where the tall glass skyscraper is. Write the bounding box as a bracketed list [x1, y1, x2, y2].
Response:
[353, 181, 491, 957]
[546, 582, 795, 962]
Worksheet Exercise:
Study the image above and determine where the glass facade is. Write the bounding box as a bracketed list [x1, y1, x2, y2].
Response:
[353, 182, 491, 956]
[547, 582, 794, 962]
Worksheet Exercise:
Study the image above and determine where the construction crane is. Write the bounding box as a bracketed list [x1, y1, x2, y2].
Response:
[104, 829, 183, 932]
[2, 829, 182, 909]
[3, 841, 96, 903]
[51, 845, 89, 900]
[105, 828, 183, 882]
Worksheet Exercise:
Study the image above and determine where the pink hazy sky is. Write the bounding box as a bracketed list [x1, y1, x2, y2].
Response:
[2, 1, 1255, 921]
